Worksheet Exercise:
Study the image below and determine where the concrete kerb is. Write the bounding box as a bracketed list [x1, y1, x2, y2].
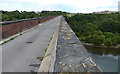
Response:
[37, 16, 61, 73]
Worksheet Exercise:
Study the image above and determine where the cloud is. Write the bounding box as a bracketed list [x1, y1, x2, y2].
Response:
[119, 1, 120, 11]
[0, 0, 119, 13]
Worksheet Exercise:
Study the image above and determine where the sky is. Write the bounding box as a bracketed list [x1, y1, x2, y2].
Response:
[0, 0, 119, 13]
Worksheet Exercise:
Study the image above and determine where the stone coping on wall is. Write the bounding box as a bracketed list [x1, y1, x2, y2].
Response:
[0, 15, 58, 25]
[0, 18, 37, 25]
[54, 17, 102, 72]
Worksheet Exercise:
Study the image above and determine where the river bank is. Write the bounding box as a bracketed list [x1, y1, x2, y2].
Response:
[83, 43, 120, 49]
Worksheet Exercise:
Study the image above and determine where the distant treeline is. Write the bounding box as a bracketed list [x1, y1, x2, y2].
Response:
[1, 10, 68, 21]
[40, 10, 68, 17]
[66, 13, 120, 46]
[2, 10, 40, 21]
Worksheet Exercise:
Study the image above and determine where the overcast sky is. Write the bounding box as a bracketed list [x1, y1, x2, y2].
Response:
[0, 0, 119, 13]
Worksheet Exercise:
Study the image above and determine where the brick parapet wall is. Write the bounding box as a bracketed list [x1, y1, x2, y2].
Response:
[0, 15, 58, 39]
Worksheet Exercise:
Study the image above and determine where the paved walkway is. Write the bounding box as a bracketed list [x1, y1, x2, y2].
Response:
[2, 16, 62, 72]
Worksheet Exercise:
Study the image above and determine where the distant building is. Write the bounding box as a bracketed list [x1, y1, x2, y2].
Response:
[93, 10, 117, 14]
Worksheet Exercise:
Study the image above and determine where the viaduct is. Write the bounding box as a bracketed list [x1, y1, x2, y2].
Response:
[0, 15, 102, 73]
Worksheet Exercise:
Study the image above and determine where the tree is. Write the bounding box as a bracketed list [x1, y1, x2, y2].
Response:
[104, 38, 112, 47]
[111, 36, 120, 46]
[91, 34, 105, 45]
[2, 10, 40, 21]
[101, 18, 118, 33]
[104, 32, 115, 38]
[84, 35, 92, 43]
[66, 13, 119, 46]
[80, 23, 98, 36]
[2, 14, 10, 21]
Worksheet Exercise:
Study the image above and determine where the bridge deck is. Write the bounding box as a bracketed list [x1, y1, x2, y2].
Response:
[2, 16, 101, 72]
[2, 16, 61, 72]
[54, 17, 101, 72]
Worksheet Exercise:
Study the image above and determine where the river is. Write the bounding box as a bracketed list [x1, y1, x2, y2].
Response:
[85, 46, 119, 72]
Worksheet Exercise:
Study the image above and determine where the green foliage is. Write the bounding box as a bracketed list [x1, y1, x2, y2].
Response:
[84, 34, 106, 45]
[66, 12, 120, 46]
[84, 35, 92, 43]
[2, 10, 69, 21]
[81, 23, 98, 36]
[111, 36, 120, 46]
[40, 10, 68, 17]
[2, 10, 40, 21]
[100, 18, 118, 33]
[40, 56, 44, 61]
[45, 48, 48, 52]
[91, 34, 105, 45]
[103, 32, 115, 38]
[104, 38, 112, 47]
[1, 36, 16, 45]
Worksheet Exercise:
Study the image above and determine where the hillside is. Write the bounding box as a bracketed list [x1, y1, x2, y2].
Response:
[66, 13, 120, 47]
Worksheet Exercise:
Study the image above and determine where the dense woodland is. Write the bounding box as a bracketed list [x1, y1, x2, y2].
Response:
[40, 11, 67, 17]
[1, 10, 67, 21]
[66, 13, 120, 46]
[1, 10, 40, 21]
[1, 10, 120, 46]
